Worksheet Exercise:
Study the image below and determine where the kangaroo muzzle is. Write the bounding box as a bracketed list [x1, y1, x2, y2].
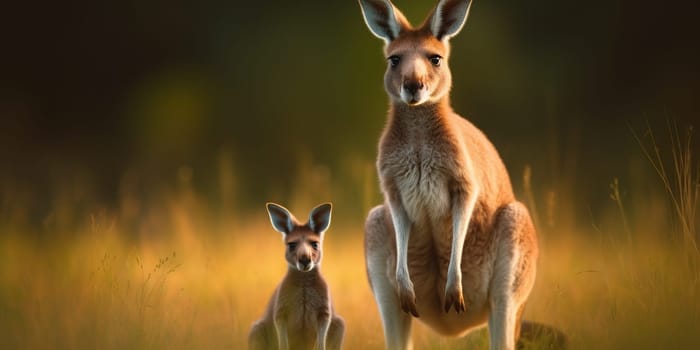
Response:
[296, 246, 315, 272]
[298, 255, 312, 271]
[401, 78, 428, 105]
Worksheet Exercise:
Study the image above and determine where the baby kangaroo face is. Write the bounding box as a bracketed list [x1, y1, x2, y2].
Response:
[284, 230, 322, 272]
[266, 202, 333, 273]
[359, 0, 473, 106]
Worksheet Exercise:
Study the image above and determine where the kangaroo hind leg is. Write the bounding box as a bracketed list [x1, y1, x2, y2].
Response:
[249, 319, 276, 350]
[365, 205, 413, 350]
[488, 202, 538, 350]
[325, 315, 345, 350]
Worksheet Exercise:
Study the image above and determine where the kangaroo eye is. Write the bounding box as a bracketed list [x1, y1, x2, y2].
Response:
[310, 242, 319, 250]
[287, 242, 297, 251]
[429, 55, 442, 67]
[388, 55, 401, 67]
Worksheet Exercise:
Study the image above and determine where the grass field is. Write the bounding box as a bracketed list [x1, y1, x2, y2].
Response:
[1, 221, 698, 349]
[1, 128, 699, 349]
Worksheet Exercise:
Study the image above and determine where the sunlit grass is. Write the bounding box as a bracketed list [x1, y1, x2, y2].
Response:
[632, 120, 699, 273]
[2, 211, 698, 349]
[1, 125, 699, 349]
[1, 192, 699, 350]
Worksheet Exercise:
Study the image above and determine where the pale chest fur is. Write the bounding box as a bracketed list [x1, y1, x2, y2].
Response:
[381, 141, 454, 221]
[378, 109, 466, 225]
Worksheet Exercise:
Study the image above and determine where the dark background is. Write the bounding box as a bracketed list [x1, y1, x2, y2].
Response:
[1, 0, 698, 229]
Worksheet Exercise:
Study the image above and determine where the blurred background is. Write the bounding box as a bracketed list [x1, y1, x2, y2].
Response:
[1, 0, 698, 229]
[1, 1, 699, 348]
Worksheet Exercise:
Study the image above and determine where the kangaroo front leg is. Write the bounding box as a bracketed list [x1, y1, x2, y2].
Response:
[274, 319, 289, 350]
[386, 191, 418, 317]
[444, 183, 479, 313]
[316, 311, 331, 350]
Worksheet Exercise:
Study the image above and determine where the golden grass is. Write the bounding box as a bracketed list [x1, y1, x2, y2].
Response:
[1, 125, 699, 349]
[1, 203, 699, 349]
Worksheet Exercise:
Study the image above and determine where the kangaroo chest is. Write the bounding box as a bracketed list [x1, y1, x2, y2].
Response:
[275, 275, 329, 342]
[382, 138, 457, 222]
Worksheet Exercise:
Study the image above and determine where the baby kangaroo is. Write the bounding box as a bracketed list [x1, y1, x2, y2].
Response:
[359, 1, 538, 349]
[249, 202, 344, 350]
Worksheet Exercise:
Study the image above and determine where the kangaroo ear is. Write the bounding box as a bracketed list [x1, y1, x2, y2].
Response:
[266, 203, 294, 234]
[358, 0, 411, 43]
[308, 203, 332, 234]
[427, 0, 472, 41]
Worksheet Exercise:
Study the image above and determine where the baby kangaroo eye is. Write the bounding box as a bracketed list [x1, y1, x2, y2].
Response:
[388, 55, 401, 67]
[310, 241, 319, 250]
[287, 242, 297, 251]
[429, 55, 442, 67]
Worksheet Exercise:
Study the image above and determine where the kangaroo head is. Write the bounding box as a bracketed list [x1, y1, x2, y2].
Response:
[266, 202, 332, 272]
[359, 0, 471, 106]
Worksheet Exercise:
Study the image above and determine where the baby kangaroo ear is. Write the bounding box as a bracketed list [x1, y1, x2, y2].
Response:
[358, 0, 411, 43]
[266, 202, 294, 234]
[308, 203, 332, 234]
[428, 0, 472, 41]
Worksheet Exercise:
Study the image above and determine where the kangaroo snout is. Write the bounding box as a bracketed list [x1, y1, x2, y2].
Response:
[403, 80, 424, 95]
[401, 79, 428, 105]
[297, 253, 313, 272]
[288, 241, 319, 272]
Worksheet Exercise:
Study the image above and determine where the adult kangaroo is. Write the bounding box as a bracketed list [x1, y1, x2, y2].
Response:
[358, 1, 539, 349]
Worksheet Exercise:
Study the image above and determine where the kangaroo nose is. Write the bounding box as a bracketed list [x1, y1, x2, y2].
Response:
[403, 80, 424, 94]
[299, 256, 311, 266]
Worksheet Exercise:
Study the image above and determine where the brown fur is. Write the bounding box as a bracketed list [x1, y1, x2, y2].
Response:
[249, 204, 344, 350]
[359, 1, 539, 349]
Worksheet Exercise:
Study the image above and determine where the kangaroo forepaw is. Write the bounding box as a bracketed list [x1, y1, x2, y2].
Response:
[397, 282, 419, 317]
[444, 283, 466, 313]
